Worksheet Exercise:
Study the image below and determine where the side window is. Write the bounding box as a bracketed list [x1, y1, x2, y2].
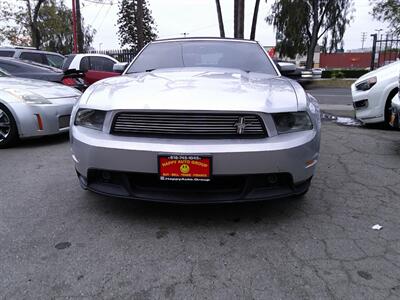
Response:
[19, 52, 46, 64]
[80, 56, 89, 72]
[45, 54, 64, 69]
[0, 51, 15, 57]
[89, 56, 115, 72]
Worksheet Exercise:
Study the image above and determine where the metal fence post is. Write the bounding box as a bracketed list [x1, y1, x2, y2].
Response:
[370, 34, 377, 70]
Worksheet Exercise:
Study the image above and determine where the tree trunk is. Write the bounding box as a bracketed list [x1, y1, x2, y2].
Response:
[250, 0, 260, 40]
[26, 0, 45, 49]
[215, 0, 225, 38]
[137, 0, 144, 51]
[234, 0, 238, 38]
[237, 0, 244, 39]
[76, 0, 84, 52]
[306, 0, 319, 69]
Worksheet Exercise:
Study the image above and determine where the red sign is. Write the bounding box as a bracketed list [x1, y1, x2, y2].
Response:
[159, 155, 211, 182]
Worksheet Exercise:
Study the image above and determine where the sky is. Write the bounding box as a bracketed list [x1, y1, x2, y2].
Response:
[76, 0, 388, 51]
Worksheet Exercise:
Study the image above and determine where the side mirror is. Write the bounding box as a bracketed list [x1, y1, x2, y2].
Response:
[277, 62, 296, 76]
[113, 62, 128, 74]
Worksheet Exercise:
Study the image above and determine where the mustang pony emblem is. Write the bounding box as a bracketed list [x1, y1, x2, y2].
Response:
[234, 117, 252, 134]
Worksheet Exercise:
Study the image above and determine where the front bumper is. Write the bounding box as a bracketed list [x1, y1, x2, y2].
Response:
[71, 126, 320, 202]
[351, 85, 384, 124]
[9, 101, 75, 138]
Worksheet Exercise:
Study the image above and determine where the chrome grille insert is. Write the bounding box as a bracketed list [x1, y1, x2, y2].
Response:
[111, 112, 267, 138]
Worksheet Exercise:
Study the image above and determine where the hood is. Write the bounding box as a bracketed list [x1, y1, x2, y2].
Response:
[0, 77, 81, 99]
[357, 60, 400, 83]
[84, 68, 301, 113]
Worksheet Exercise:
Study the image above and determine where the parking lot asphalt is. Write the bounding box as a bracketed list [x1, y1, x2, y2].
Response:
[307, 87, 353, 106]
[1, 119, 400, 299]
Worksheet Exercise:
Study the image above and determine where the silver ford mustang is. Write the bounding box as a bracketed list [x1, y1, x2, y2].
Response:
[71, 38, 321, 203]
[0, 70, 81, 148]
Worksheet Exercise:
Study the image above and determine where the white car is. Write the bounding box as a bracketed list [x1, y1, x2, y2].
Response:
[351, 61, 400, 125]
[62, 54, 120, 85]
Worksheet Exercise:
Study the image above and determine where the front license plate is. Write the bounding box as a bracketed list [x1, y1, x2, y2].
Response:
[159, 155, 211, 182]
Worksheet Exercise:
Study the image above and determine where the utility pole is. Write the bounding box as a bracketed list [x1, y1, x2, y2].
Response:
[72, 0, 77, 53]
[76, 0, 83, 53]
[361, 32, 367, 50]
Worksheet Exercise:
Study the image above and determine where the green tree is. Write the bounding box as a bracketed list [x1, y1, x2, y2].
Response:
[38, 0, 95, 54]
[0, 0, 95, 54]
[266, 0, 354, 69]
[370, 0, 400, 34]
[117, 0, 157, 53]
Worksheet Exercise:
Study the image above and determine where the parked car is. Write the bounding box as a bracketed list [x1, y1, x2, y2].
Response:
[70, 38, 321, 203]
[351, 60, 400, 125]
[0, 57, 86, 91]
[275, 60, 313, 84]
[62, 53, 120, 85]
[0, 70, 81, 148]
[389, 70, 400, 128]
[0, 46, 65, 69]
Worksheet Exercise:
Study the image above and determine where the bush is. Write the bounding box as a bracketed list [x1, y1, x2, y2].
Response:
[321, 69, 369, 79]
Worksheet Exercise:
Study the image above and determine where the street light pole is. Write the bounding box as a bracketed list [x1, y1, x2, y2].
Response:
[72, 0, 78, 53]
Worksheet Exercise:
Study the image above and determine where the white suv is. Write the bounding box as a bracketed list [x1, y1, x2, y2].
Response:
[351, 61, 400, 125]
[0, 47, 65, 69]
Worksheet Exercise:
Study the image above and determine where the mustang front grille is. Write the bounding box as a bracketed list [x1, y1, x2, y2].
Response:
[111, 112, 267, 138]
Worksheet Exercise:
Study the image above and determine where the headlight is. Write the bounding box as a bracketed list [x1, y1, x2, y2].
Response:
[272, 112, 313, 134]
[355, 76, 377, 91]
[5, 88, 52, 104]
[74, 109, 106, 130]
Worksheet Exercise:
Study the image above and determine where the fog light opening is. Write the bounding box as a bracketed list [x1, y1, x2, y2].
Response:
[102, 171, 111, 182]
[267, 174, 278, 185]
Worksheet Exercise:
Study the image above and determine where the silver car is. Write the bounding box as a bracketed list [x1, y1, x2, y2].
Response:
[70, 38, 321, 203]
[0, 70, 81, 148]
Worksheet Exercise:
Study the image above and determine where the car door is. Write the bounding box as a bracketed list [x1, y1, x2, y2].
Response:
[83, 56, 119, 85]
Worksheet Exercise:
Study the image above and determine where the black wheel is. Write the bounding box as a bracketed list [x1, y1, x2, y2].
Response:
[384, 89, 398, 128]
[0, 104, 18, 148]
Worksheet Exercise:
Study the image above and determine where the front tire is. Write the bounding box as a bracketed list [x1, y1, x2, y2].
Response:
[0, 104, 18, 148]
[384, 89, 398, 128]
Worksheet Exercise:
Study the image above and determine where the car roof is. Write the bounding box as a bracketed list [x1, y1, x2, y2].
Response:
[151, 37, 258, 44]
[0, 47, 64, 57]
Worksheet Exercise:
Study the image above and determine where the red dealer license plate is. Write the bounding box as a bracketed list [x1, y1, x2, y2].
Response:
[158, 155, 211, 182]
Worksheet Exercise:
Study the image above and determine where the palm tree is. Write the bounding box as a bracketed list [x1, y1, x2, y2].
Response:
[250, 0, 261, 40]
[215, 0, 225, 37]
[234, 0, 245, 39]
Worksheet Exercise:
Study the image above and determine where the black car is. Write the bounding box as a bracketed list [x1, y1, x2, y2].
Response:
[0, 57, 86, 91]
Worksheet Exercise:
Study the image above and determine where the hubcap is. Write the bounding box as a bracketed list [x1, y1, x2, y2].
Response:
[0, 109, 11, 142]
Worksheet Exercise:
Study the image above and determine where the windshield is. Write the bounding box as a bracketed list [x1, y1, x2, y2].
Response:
[126, 40, 278, 75]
